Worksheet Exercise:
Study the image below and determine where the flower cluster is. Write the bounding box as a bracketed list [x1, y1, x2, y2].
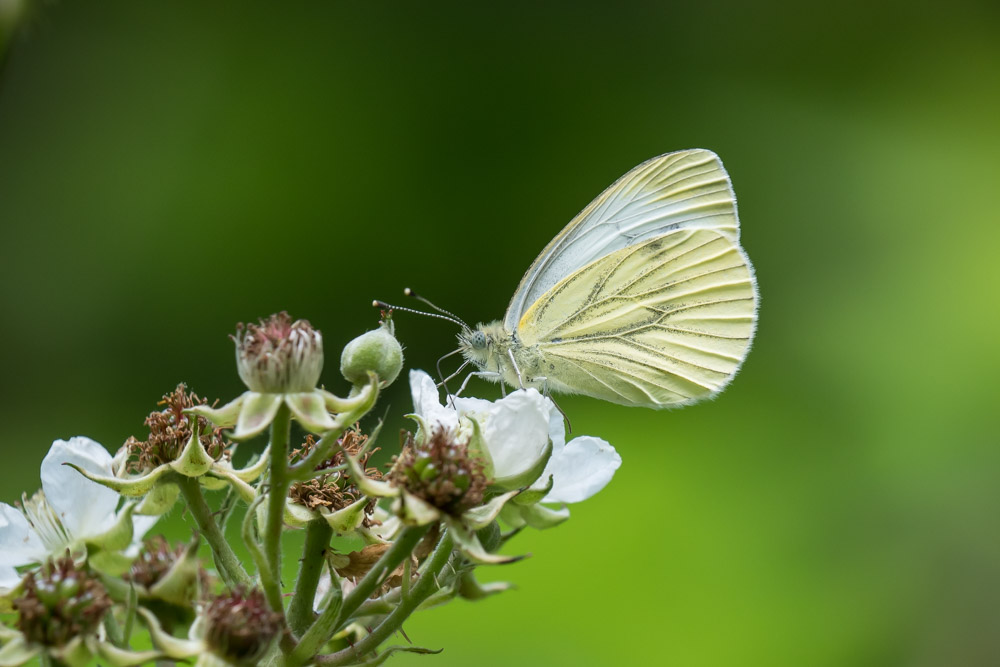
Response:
[0, 312, 622, 666]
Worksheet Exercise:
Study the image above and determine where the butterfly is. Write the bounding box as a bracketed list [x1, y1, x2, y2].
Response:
[387, 149, 758, 408]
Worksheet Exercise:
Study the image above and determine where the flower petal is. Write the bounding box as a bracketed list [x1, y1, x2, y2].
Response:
[40, 437, 119, 540]
[0, 565, 22, 593]
[0, 504, 46, 567]
[480, 389, 551, 480]
[540, 436, 621, 504]
[409, 370, 459, 431]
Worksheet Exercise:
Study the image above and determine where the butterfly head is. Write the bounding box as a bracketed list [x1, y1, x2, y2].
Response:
[458, 321, 508, 372]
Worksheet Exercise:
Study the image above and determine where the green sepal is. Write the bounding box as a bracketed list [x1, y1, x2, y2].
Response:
[186, 393, 245, 429]
[63, 462, 171, 498]
[395, 490, 441, 526]
[91, 639, 163, 667]
[353, 646, 443, 666]
[457, 570, 514, 600]
[518, 502, 570, 530]
[492, 440, 552, 491]
[445, 517, 525, 565]
[513, 474, 553, 506]
[321, 495, 371, 534]
[477, 520, 501, 552]
[205, 469, 256, 504]
[0, 636, 41, 667]
[232, 392, 282, 440]
[227, 445, 270, 483]
[465, 417, 495, 480]
[148, 538, 201, 606]
[169, 421, 215, 477]
[342, 446, 398, 498]
[321, 372, 378, 415]
[198, 476, 228, 491]
[86, 502, 137, 554]
[284, 501, 314, 528]
[137, 482, 179, 515]
[462, 489, 521, 531]
[498, 504, 526, 529]
[137, 608, 202, 659]
[52, 637, 93, 667]
[285, 392, 337, 433]
[404, 413, 428, 446]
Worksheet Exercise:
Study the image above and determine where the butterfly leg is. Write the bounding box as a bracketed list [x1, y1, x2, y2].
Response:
[455, 371, 502, 398]
[506, 349, 525, 389]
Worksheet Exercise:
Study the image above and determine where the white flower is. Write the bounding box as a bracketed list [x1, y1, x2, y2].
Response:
[0, 437, 157, 590]
[409, 370, 621, 504]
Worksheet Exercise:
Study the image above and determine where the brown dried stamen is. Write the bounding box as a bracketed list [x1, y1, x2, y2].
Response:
[204, 587, 282, 664]
[124, 384, 231, 474]
[287, 429, 381, 527]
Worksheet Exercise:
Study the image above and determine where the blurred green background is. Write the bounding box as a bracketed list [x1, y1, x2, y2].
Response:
[2, 1, 999, 665]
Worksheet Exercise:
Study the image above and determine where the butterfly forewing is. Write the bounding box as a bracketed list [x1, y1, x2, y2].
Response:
[517, 228, 757, 408]
[504, 149, 739, 331]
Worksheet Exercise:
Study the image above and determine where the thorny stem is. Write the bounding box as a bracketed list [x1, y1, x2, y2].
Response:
[289, 524, 431, 666]
[288, 518, 334, 637]
[316, 530, 455, 665]
[263, 403, 292, 612]
[178, 476, 251, 588]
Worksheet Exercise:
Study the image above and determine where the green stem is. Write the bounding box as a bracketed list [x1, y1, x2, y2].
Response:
[316, 531, 455, 666]
[178, 476, 251, 587]
[289, 525, 431, 666]
[263, 403, 292, 609]
[288, 519, 333, 637]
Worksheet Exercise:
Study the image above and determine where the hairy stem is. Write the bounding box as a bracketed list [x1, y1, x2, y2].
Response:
[178, 476, 251, 587]
[263, 403, 292, 611]
[289, 524, 431, 666]
[288, 518, 333, 637]
[317, 530, 455, 665]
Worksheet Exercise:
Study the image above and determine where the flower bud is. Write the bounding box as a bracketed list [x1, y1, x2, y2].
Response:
[340, 319, 404, 388]
[235, 312, 323, 393]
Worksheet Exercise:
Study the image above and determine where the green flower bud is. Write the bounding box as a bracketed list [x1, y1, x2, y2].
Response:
[341, 318, 404, 388]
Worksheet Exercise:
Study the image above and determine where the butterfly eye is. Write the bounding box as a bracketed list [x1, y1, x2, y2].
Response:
[470, 331, 487, 349]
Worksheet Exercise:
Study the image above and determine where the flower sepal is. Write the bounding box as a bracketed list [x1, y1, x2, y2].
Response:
[457, 570, 514, 601]
[512, 474, 554, 507]
[445, 518, 525, 566]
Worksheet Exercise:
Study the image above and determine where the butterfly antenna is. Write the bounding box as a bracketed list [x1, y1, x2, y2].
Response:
[404, 288, 470, 329]
[372, 300, 466, 329]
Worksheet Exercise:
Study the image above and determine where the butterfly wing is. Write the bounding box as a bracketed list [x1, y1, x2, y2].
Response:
[517, 228, 757, 407]
[504, 149, 739, 331]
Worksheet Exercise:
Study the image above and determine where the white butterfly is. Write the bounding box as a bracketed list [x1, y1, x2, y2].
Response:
[397, 149, 758, 408]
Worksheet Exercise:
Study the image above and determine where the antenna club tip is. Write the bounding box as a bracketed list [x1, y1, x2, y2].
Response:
[372, 300, 382, 308]
[403, 287, 414, 296]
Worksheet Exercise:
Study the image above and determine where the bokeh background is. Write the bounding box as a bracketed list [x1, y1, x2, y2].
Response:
[2, 1, 999, 665]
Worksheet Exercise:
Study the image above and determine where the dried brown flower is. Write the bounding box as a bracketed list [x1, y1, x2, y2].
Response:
[124, 384, 231, 474]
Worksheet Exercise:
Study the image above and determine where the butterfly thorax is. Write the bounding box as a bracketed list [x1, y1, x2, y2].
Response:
[458, 321, 545, 390]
